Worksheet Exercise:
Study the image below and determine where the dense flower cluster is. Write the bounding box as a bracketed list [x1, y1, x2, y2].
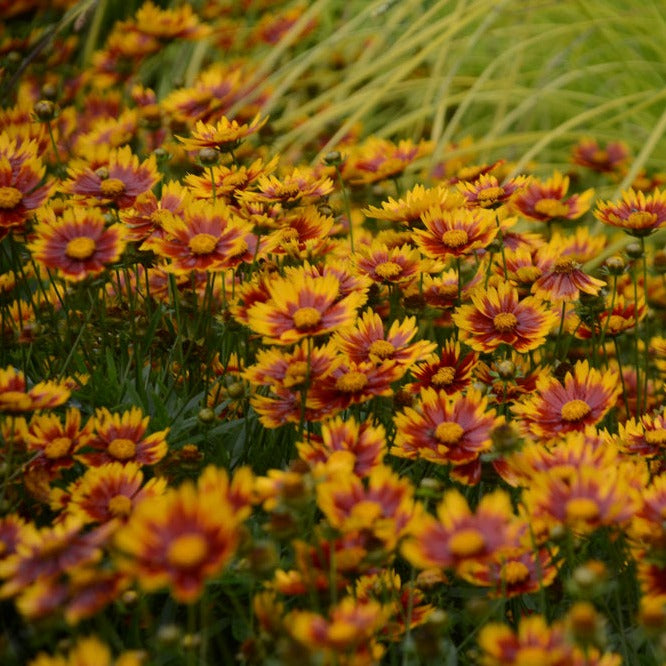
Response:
[1, 2, 665, 665]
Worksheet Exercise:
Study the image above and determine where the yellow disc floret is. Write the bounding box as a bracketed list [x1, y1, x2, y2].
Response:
[166, 533, 209, 568]
[188, 233, 218, 255]
[534, 198, 569, 218]
[501, 560, 530, 585]
[493, 312, 518, 333]
[565, 497, 600, 522]
[107, 438, 137, 460]
[292, 306, 322, 331]
[435, 421, 464, 445]
[560, 399, 591, 422]
[66, 237, 96, 261]
[0, 186, 23, 209]
[99, 178, 126, 197]
[44, 436, 71, 459]
[335, 371, 368, 393]
[374, 261, 403, 280]
[108, 494, 133, 517]
[368, 339, 395, 359]
[432, 366, 456, 387]
[441, 229, 469, 249]
[448, 528, 486, 557]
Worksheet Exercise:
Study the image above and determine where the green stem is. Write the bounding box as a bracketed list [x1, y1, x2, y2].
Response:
[335, 165, 354, 253]
[631, 258, 641, 417]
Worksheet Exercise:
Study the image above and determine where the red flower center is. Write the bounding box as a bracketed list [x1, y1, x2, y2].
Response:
[0, 186, 23, 209]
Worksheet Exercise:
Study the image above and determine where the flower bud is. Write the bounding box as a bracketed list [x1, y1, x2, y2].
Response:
[198, 147, 219, 167]
[625, 241, 643, 259]
[323, 150, 343, 166]
[197, 407, 216, 424]
[605, 255, 625, 275]
[496, 359, 515, 380]
[33, 99, 56, 121]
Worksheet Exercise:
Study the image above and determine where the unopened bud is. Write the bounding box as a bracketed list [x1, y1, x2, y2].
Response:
[605, 255, 625, 275]
[323, 150, 343, 166]
[198, 147, 219, 166]
[625, 242, 643, 259]
[33, 99, 56, 121]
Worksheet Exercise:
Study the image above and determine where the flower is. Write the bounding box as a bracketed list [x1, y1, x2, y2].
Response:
[457, 173, 530, 209]
[461, 545, 559, 598]
[64, 462, 168, 525]
[613, 409, 666, 458]
[134, 0, 209, 40]
[363, 184, 462, 227]
[332, 308, 436, 368]
[478, 615, 572, 666]
[288, 596, 387, 662]
[245, 267, 366, 345]
[354, 241, 423, 286]
[177, 113, 267, 152]
[78, 407, 169, 467]
[511, 171, 594, 222]
[341, 136, 432, 185]
[572, 137, 629, 173]
[453, 281, 557, 353]
[27, 635, 143, 666]
[239, 165, 333, 207]
[29, 206, 126, 282]
[531, 249, 606, 302]
[114, 476, 241, 603]
[25, 408, 93, 479]
[120, 180, 191, 244]
[307, 358, 403, 417]
[296, 416, 386, 477]
[0, 134, 52, 236]
[393, 388, 503, 485]
[594, 188, 666, 236]
[406, 340, 478, 395]
[316, 464, 418, 550]
[414, 206, 498, 258]
[573, 294, 645, 340]
[66, 145, 159, 208]
[512, 361, 620, 439]
[0, 516, 112, 599]
[0, 366, 70, 413]
[402, 489, 518, 571]
[522, 464, 641, 534]
[147, 199, 252, 273]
